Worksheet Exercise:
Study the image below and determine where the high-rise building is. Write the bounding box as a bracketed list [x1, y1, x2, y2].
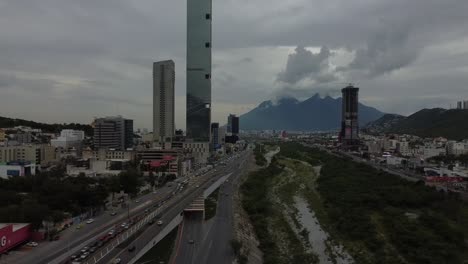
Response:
[227, 114, 239, 135]
[210, 123, 219, 150]
[94, 116, 133, 150]
[153, 60, 175, 143]
[186, 0, 212, 142]
[340, 85, 360, 148]
[457, 101, 463, 109]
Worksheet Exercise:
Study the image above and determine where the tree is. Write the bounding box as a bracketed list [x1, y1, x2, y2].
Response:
[148, 171, 156, 190]
[119, 168, 140, 196]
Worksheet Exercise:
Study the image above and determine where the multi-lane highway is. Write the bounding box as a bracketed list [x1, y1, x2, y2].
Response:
[173, 151, 251, 264]
[7, 183, 179, 264]
[92, 150, 251, 264]
[6, 151, 248, 264]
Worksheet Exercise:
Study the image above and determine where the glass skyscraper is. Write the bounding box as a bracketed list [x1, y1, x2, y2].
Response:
[186, 0, 212, 142]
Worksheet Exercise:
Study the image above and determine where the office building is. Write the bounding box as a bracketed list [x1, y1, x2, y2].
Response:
[340, 84, 360, 148]
[0, 145, 41, 164]
[456, 100, 468, 109]
[186, 0, 212, 141]
[15, 132, 32, 144]
[0, 161, 37, 179]
[94, 116, 133, 150]
[211, 123, 219, 150]
[51, 129, 84, 149]
[227, 114, 239, 135]
[153, 60, 175, 143]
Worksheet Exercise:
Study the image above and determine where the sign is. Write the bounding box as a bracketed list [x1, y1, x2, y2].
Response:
[1, 236, 6, 247]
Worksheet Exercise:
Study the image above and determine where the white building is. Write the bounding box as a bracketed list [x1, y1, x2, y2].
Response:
[183, 142, 210, 164]
[446, 141, 468, 156]
[153, 60, 175, 143]
[397, 141, 410, 156]
[51, 129, 84, 149]
[0, 162, 36, 179]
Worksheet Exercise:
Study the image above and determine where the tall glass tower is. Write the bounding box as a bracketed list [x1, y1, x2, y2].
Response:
[186, 0, 212, 142]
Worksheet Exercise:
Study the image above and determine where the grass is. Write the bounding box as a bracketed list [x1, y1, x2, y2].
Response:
[135, 226, 179, 264]
[204, 188, 220, 220]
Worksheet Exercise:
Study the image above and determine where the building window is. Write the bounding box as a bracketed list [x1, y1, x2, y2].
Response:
[205, 74, 211, 79]
[206, 14, 211, 20]
[205, 42, 211, 48]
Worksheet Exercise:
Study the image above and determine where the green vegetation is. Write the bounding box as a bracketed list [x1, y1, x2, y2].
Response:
[278, 142, 468, 264]
[230, 239, 248, 264]
[253, 143, 267, 166]
[0, 167, 143, 230]
[0, 116, 93, 136]
[241, 157, 319, 264]
[136, 226, 179, 264]
[370, 108, 468, 140]
[205, 188, 220, 220]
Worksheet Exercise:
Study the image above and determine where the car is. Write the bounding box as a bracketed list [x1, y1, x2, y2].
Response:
[80, 254, 88, 260]
[144, 209, 149, 213]
[70, 254, 78, 260]
[188, 239, 195, 244]
[89, 247, 96, 253]
[135, 199, 140, 203]
[86, 219, 94, 224]
[113, 258, 122, 264]
[128, 245, 136, 252]
[26, 241, 38, 247]
[110, 211, 117, 216]
[96, 241, 104, 248]
[157, 220, 163, 226]
[108, 229, 115, 235]
[195, 185, 200, 188]
[81, 247, 89, 253]
[148, 219, 154, 225]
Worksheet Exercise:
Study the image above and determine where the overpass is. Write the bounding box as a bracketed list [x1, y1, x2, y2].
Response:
[73, 158, 241, 264]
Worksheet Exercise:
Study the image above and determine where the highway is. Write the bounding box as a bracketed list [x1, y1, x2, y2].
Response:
[94, 151, 251, 264]
[8, 183, 179, 264]
[173, 151, 251, 264]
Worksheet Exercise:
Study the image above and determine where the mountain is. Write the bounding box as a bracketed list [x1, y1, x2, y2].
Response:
[364, 114, 406, 134]
[240, 94, 385, 131]
[369, 108, 468, 140]
[0, 116, 93, 136]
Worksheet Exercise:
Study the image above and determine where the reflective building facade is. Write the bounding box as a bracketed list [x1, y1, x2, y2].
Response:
[186, 0, 212, 142]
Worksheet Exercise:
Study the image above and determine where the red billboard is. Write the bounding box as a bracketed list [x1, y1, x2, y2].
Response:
[0, 224, 31, 254]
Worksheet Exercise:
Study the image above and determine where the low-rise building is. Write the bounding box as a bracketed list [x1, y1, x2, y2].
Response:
[137, 148, 181, 176]
[51, 129, 84, 149]
[183, 142, 210, 164]
[0, 161, 37, 179]
[446, 141, 468, 156]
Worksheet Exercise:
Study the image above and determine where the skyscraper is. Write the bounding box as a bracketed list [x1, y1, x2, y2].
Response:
[210, 122, 219, 150]
[186, 0, 212, 142]
[340, 85, 360, 148]
[227, 114, 239, 135]
[153, 60, 175, 143]
[94, 116, 133, 150]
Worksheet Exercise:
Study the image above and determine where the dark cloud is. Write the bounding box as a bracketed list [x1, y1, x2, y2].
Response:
[277, 46, 337, 85]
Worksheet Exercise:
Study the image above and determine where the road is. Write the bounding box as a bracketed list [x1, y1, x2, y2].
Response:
[96, 151, 251, 264]
[6, 183, 179, 264]
[173, 151, 251, 264]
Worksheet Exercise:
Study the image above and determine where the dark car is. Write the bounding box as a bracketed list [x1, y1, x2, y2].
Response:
[148, 219, 154, 225]
[128, 245, 136, 252]
[89, 247, 96, 253]
[97, 241, 104, 248]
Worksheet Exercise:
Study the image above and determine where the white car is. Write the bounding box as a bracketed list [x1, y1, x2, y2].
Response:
[86, 219, 94, 224]
[157, 220, 163, 226]
[26, 241, 38, 247]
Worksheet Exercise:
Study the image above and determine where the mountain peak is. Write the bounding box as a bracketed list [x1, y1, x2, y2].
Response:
[241, 94, 385, 131]
[277, 96, 299, 105]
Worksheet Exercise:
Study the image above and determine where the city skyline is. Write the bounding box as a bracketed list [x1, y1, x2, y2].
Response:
[0, 0, 468, 130]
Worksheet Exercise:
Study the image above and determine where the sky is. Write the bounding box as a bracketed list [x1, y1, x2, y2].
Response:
[1, 0, 468, 130]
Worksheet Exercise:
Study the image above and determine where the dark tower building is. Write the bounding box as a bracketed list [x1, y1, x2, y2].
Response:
[340, 85, 360, 148]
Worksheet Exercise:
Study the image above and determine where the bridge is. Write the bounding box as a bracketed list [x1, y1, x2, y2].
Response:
[53, 157, 240, 264]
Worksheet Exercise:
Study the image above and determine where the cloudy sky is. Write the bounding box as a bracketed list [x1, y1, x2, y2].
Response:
[1, 0, 468, 129]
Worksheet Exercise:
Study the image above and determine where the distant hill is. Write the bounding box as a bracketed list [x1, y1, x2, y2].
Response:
[364, 114, 406, 134]
[0, 116, 93, 136]
[365, 108, 468, 140]
[240, 94, 385, 131]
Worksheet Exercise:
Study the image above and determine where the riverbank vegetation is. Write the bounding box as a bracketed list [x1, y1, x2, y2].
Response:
[241, 156, 318, 264]
[279, 142, 468, 264]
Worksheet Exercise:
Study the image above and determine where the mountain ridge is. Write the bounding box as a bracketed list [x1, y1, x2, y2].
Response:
[240, 94, 385, 131]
